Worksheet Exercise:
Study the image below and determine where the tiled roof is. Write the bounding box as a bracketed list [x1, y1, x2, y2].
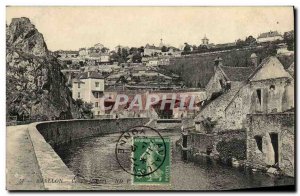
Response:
[258, 31, 282, 39]
[75, 71, 105, 79]
[247, 56, 290, 81]
[89, 53, 101, 58]
[287, 62, 294, 78]
[145, 44, 161, 50]
[194, 82, 244, 122]
[57, 50, 79, 54]
[219, 65, 255, 82]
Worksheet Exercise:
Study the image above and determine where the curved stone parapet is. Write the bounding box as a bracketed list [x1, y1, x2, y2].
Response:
[14, 118, 150, 190]
[35, 118, 150, 146]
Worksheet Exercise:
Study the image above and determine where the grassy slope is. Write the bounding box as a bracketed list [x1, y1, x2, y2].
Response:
[164, 47, 294, 88]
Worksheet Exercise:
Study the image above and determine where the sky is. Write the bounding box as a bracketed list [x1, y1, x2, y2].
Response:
[6, 6, 294, 51]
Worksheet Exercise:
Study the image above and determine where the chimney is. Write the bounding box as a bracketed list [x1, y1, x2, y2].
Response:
[250, 53, 258, 67]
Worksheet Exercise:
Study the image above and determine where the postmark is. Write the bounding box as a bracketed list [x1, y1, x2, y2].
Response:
[115, 126, 170, 184]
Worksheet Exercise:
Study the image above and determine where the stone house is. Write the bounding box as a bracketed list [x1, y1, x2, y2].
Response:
[205, 57, 255, 100]
[186, 55, 294, 168]
[197, 56, 294, 131]
[246, 113, 294, 177]
[195, 57, 255, 130]
[224, 56, 294, 130]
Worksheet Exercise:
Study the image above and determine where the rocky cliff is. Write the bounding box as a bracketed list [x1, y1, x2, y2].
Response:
[6, 17, 80, 121]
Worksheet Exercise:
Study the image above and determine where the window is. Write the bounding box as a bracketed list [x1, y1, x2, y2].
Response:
[95, 92, 99, 98]
[78, 83, 80, 88]
[256, 89, 262, 105]
[95, 102, 99, 107]
[270, 85, 275, 90]
[77, 92, 80, 98]
[95, 82, 99, 87]
[219, 79, 224, 88]
[254, 135, 263, 152]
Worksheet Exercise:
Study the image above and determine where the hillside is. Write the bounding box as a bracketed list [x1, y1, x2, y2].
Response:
[165, 47, 294, 88]
[6, 17, 80, 121]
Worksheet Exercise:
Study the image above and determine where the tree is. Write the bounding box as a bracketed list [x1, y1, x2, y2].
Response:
[109, 51, 118, 63]
[161, 46, 168, 52]
[183, 43, 191, 53]
[117, 75, 128, 84]
[74, 99, 93, 119]
[284, 31, 294, 51]
[121, 48, 129, 60]
[132, 53, 142, 63]
[245, 35, 256, 46]
[236, 39, 246, 47]
[265, 43, 278, 56]
[129, 47, 138, 55]
[138, 46, 144, 53]
[100, 47, 109, 53]
[113, 48, 130, 64]
[192, 45, 198, 51]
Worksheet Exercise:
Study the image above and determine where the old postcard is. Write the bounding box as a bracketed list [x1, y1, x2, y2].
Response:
[6, 6, 295, 191]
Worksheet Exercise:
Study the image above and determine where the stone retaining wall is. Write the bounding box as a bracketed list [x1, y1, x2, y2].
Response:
[28, 118, 150, 190]
[153, 119, 182, 130]
[36, 118, 149, 146]
[188, 129, 246, 157]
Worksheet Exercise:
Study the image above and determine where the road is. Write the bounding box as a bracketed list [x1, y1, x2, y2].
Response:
[6, 125, 44, 190]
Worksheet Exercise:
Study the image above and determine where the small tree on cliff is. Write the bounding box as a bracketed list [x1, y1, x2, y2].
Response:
[74, 99, 93, 119]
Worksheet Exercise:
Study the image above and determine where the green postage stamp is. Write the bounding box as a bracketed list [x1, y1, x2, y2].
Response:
[132, 137, 170, 185]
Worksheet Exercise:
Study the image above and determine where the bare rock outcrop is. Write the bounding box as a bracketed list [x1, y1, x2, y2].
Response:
[6, 17, 80, 120]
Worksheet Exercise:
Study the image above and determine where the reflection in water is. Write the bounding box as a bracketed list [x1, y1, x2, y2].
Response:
[54, 131, 294, 190]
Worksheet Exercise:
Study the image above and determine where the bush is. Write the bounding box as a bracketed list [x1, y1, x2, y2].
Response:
[202, 117, 217, 134]
[216, 138, 246, 161]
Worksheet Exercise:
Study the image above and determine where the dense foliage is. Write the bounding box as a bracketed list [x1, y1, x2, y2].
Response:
[216, 138, 246, 160]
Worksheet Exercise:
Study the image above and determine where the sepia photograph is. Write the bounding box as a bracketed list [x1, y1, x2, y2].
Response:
[5, 6, 295, 191]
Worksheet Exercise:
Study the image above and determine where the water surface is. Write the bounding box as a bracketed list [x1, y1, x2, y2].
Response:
[55, 130, 294, 190]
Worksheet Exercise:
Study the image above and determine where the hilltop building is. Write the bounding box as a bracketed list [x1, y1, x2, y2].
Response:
[257, 31, 283, 43]
[199, 35, 215, 49]
[201, 35, 209, 46]
[144, 44, 162, 56]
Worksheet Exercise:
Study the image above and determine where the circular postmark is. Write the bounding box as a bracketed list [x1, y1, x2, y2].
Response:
[115, 125, 167, 177]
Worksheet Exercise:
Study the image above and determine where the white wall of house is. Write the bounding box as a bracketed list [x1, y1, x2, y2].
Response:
[257, 36, 283, 43]
[72, 77, 105, 116]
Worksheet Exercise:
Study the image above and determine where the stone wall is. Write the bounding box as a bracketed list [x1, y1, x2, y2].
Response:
[225, 77, 293, 130]
[36, 118, 150, 146]
[152, 119, 182, 130]
[188, 129, 246, 157]
[189, 132, 214, 155]
[26, 118, 149, 190]
[246, 113, 294, 177]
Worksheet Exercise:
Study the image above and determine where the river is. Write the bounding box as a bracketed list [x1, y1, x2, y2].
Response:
[54, 130, 294, 190]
